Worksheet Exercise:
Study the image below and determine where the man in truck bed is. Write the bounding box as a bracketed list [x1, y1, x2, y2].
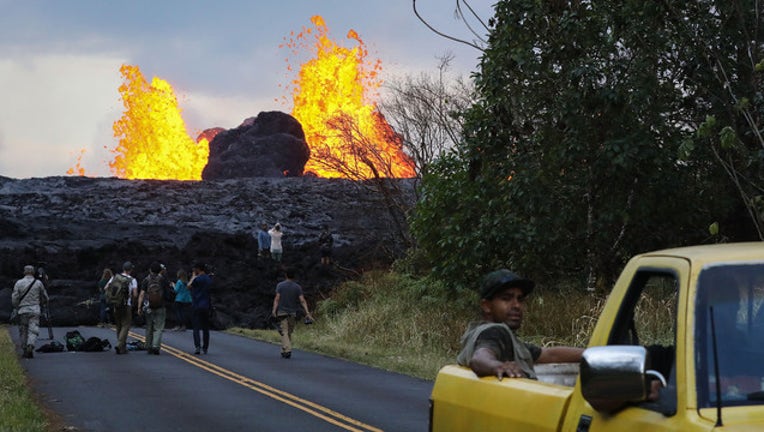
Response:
[457, 269, 584, 380]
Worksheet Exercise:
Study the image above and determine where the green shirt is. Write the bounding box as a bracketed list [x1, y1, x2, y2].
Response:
[456, 321, 541, 379]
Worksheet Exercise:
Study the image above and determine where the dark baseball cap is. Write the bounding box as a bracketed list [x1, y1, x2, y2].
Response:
[480, 269, 534, 299]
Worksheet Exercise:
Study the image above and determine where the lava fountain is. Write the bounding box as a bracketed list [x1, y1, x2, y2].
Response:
[110, 65, 209, 180]
[284, 15, 415, 179]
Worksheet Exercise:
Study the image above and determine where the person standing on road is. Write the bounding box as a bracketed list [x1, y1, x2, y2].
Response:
[11, 265, 49, 359]
[172, 269, 192, 331]
[269, 223, 284, 262]
[105, 261, 138, 355]
[271, 267, 313, 359]
[187, 262, 212, 355]
[457, 269, 583, 379]
[137, 261, 172, 355]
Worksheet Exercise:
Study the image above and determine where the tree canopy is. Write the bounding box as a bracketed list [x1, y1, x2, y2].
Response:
[411, 0, 761, 291]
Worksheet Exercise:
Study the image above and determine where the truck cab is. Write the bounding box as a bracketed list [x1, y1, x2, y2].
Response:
[430, 243, 764, 431]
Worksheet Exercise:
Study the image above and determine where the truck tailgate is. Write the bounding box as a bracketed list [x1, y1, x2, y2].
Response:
[431, 365, 574, 432]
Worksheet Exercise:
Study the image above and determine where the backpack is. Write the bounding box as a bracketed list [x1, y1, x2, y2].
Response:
[65, 330, 86, 351]
[79, 336, 111, 352]
[126, 340, 146, 351]
[145, 273, 165, 308]
[36, 340, 65, 353]
[106, 274, 131, 306]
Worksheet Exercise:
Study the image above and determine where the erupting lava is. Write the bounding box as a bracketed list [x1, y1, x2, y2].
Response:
[68, 17, 414, 180]
[110, 65, 209, 180]
[285, 15, 415, 179]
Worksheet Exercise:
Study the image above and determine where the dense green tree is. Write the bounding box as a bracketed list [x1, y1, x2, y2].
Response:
[411, 0, 752, 291]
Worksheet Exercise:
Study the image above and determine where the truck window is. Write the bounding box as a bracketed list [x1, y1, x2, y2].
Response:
[695, 263, 764, 408]
[607, 270, 678, 413]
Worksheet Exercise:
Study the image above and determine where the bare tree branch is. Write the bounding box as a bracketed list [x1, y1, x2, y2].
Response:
[412, 0, 486, 51]
[456, 0, 490, 41]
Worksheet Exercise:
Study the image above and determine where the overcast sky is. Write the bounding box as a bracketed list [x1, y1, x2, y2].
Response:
[0, 0, 493, 179]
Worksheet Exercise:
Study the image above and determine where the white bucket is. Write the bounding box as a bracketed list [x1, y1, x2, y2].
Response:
[534, 362, 580, 387]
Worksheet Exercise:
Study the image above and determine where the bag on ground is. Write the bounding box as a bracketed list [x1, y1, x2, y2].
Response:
[36, 340, 65, 353]
[106, 274, 131, 306]
[65, 330, 86, 351]
[126, 340, 146, 351]
[79, 336, 111, 352]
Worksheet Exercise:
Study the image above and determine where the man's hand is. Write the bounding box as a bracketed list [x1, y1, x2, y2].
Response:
[494, 361, 526, 380]
[647, 379, 663, 401]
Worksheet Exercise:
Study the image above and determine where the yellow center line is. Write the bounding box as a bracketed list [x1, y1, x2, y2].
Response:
[128, 331, 383, 432]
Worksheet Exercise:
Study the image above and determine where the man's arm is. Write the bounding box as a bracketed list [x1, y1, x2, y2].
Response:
[298, 294, 313, 320]
[536, 346, 584, 364]
[130, 278, 139, 307]
[137, 290, 145, 315]
[469, 347, 527, 380]
[11, 284, 19, 307]
[272, 293, 280, 316]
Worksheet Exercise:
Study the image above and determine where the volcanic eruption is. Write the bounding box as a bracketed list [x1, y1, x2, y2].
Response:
[284, 15, 415, 179]
[68, 15, 414, 181]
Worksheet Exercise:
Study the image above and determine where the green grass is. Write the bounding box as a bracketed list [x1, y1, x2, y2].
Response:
[233, 272, 677, 380]
[0, 325, 49, 432]
[229, 271, 645, 380]
[230, 271, 467, 379]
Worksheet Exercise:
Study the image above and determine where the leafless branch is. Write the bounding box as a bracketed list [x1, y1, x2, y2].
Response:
[412, 0, 486, 52]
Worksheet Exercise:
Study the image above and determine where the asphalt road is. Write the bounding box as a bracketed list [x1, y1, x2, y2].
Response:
[14, 325, 433, 432]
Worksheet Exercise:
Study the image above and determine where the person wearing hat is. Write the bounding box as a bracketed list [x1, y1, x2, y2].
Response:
[12, 265, 49, 359]
[105, 261, 138, 355]
[456, 269, 583, 380]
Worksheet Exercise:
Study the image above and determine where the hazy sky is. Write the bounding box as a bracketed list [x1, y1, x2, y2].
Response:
[0, 1, 493, 179]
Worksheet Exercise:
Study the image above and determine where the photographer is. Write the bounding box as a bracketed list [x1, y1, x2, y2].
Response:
[11, 265, 49, 359]
[271, 267, 314, 359]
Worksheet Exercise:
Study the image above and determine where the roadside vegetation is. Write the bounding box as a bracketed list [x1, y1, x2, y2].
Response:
[231, 269, 675, 380]
[0, 326, 48, 432]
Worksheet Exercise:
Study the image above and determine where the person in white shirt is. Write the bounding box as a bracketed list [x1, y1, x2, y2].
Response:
[269, 223, 284, 262]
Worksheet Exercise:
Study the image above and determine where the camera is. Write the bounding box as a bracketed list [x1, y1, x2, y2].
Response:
[304, 318, 314, 325]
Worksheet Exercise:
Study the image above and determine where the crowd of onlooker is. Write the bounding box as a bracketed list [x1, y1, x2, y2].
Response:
[11, 223, 333, 359]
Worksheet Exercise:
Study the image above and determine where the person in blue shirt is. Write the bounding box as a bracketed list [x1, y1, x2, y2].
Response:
[256, 223, 271, 259]
[172, 269, 192, 331]
[187, 262, 213, 355]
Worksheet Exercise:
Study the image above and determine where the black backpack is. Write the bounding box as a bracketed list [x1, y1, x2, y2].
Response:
[79, 336, 112, 352]
[36, 340, 65, 353]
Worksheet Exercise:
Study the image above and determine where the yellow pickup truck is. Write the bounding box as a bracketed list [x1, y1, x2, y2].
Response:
[430, 243, 764, 431]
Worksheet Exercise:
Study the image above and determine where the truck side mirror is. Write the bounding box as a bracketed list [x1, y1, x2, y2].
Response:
[580, 345, 666, 413]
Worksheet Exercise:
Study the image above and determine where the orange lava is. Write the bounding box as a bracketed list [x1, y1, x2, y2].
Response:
[110, 65, 209, 180]
[284, 15, 415, 179]
[66, 149, 87, 176]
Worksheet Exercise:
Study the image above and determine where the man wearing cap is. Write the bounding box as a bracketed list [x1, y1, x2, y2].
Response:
[12, 265, 49, 359]
[457, 269, 583, 379]
[105, 261, 138, 354]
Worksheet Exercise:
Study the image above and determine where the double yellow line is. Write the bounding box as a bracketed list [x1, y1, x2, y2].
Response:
[128, 331, 382, 432]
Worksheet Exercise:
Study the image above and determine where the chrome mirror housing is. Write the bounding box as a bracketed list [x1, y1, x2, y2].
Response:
[580, 345, 665, 413]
